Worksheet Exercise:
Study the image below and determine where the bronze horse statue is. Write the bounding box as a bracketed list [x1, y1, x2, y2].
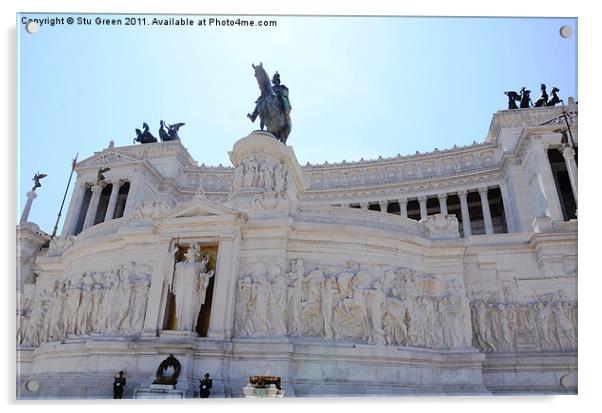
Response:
[247, 63, 292, 144]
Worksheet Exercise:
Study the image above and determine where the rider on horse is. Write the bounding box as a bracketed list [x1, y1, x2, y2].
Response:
[248, 71, 291, 122]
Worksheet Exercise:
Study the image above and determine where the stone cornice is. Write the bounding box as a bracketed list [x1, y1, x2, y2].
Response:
[486, 103, 577, 142]
[77, 140, 198, 171]
[300, 168, 506, 202]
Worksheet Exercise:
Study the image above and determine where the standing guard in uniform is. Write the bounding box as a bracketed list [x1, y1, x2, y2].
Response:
[199, 373, 212, 398]
[113, 371, 126, 399]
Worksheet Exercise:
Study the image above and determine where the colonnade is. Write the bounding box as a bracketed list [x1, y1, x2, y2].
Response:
[63, 180, 130, 236]
[344, 184, 516, 237]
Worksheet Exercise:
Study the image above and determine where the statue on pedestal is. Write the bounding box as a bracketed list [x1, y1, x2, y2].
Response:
[247, 62, 292, 144]
[172, 243, 214, 332]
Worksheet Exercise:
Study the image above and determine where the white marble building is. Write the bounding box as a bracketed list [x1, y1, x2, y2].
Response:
[16, 102, 577, 398]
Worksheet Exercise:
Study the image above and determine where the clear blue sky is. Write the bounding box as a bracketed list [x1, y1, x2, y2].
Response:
[17, 14, 577, 233]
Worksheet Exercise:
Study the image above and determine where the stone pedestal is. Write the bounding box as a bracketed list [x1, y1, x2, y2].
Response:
[134, 384, 186, 399]
[228, 131, 306, 219]
[243, 384, 285, 398]
[419, 213, 460, 240]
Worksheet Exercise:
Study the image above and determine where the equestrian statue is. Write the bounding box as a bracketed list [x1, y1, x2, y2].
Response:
[247, 62, 292, 144]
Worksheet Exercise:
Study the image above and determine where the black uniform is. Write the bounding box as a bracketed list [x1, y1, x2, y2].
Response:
[199, 375, 212, 398]
[113, 373, 126, 399]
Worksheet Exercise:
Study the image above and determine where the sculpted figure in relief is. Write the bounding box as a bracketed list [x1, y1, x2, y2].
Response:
[535, 302, 555, 351]
[75, 274, 94, 335]
[321, 278, 337, 340]
[252, 274, 271, 336]
[243, 159, 258, 187]
[425, 297, 443, 348]
[286, 271, 304, 336]
[383, 292, 409, 346]
[114, 266, 133, 333]
[128, 270, 151, 332]
[26, 289, 50, 347]
[44, 281, 65, 342]
[302, 269, 325, 335]
[232, 164, 244, 193]
[89, 273, 107, 333]
[64, 277, 82, 336]
[471, 301, 494, 352]
[365, 281, 386, 344]
[273, 164, 286, 194]
[268, 276, 288, 335]
[552, 302, 576, 351]
[236, 277, 256, 336]
[102, 271, 119, 333]
[17, 294, 32, 345]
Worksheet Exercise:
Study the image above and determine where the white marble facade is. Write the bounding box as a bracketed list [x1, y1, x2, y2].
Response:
[16, 104, 577, 398]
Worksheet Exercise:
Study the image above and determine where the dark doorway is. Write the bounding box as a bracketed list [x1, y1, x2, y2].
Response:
[426, 197, 440, 216]
[113, 182, 130, 219]
[407, 199, 421, 220]
[94, 184, 113, 225]
[447, 194, 464, 237]
[488, 187, 508, 234]
[548, 148, 577, 221]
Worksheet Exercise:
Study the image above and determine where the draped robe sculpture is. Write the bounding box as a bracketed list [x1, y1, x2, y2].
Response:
[173, 243, 214, 332]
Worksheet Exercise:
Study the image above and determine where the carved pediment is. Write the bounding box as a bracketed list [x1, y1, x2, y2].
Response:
[77, 150, 141, 169]
[168, 198, 247, 220]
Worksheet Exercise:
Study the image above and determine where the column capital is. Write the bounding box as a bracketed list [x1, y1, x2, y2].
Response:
[561, 145, 575, 158]
[91, 182, 105, 192]
[359, 201, 369, 209]
[457, 190, 468, 198]
[477, 187, 489, 195]
[417, 195, 427, 202]
[437, 193, 447, 200]
[26, 190, 38, 200]
[397, 198, 407, 205]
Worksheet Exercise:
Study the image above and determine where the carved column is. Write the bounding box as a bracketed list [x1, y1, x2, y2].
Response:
[561, 146, 578, 207]
[418, 196, 427, 220]
[533, 143, 563, 221]
[360, 201, 369, 210]
[398, 198, 408, 218]
[82, 183, 103, 230]
[499, 182, 517, 233]
[61, 182, 87, 236]
[458, 190, 472, 238]
[437, 193, 448, 215]
[208, 233, 241, 339]
[122, 177, 139, 217]
[104, 181, 122, 221]
[478, 187, 494, 235]
[19, 191, 37, 224]
[379, 200, 388, 213]
[143, 240, 172, 335]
